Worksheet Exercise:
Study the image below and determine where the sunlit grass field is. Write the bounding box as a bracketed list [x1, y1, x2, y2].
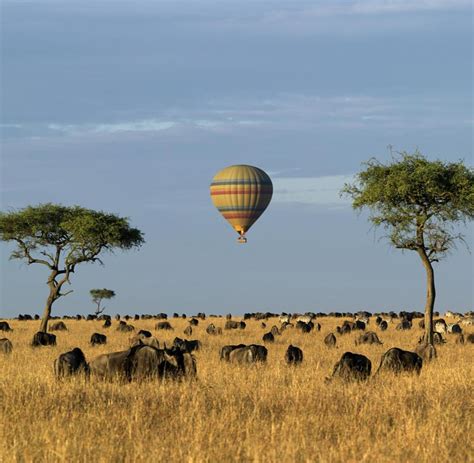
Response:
[0, 316, 472, 463]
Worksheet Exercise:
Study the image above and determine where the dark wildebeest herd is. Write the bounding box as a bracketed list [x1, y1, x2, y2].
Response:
[1, 311, 473, 382]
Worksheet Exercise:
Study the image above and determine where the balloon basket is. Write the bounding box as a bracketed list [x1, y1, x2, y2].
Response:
[237, 236, 247, 244]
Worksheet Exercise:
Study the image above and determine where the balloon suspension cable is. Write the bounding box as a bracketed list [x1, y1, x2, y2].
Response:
[237, 233, 247, 244]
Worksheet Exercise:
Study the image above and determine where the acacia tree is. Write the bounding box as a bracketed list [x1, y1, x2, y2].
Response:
[90, 288, 116, 315]
[0, 204, 144, 332]
[342, 152, 474, 345]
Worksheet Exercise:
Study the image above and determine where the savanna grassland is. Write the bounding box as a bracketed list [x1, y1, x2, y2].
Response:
[0, 316, 473, 463]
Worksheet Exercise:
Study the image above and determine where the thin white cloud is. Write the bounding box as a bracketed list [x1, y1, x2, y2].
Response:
[273, 174, 354, 206]
[47, 120, 177, 135]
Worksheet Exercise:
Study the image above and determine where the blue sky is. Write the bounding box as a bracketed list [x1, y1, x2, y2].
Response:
[1, 0, 472, 317]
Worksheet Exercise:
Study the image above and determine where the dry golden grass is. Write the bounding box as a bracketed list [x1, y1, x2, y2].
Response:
[0, 316, 473, 463]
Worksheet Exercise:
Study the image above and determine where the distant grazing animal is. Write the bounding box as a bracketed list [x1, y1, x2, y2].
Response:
[280, 322, 294, 331]
[90, 333, 107, 346]
[138, 330, 152, 338]
[31, 331, 56, 347]
[127, 345, 179, 381]
[466, 333, 474, 343]
[225, 320, 240, 330]
[460, 316, 474, 326]
[0, 338, 13, 354]
[354, 320, 366, 331]
[173, 337, 202, 353]
[279, 315, 291, 324]
[54, 348, 89, 378]
[337, 324, 352, 335]
[418, 332, 445, 345]
[375, 316, 383, 326]
[296, 315, 313, 324]
[396, 320, 412, 330]
[330, 352, 371, 382]
[130, 335, 160, 349]
[379, 320, 388, 331]
[189, 318, 199, 326]
[285, 345, 303, 365]
[239, 321, 246, 329]
[220, 344, 246, 361]
[103, 319, 112, 328]
[296, 321, 312, 333]
[447, 323, 462, 334]
[261, 322, 267, 329]
[263, 332, 275, 343]
[229, 345, 267, 364]
[0, 321, 12, 332]
[184, 326, 192, 336]
[117, 322, 135, 332]
[90, 349, 131, 380]
[355, 331, 382, 345]
[155, 321, 173, 331]
[270, 325, 280, 336]
[434, 320, 447, 334]
[376, 348, 422, 375]
[206, 323, 222, 335]
[324, 333, 337, 347]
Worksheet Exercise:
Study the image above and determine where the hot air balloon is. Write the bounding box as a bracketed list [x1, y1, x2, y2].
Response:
[210, 165, 273, 243]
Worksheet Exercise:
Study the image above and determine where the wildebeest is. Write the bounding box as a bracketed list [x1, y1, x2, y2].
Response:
[130, 335, 160, 349]
[189, 318, 199, 326]
[270, 325, 280, 336]
[173, 337, 202, 353]
[0, 338, 13, 354]
[376, 347, 422, 375]
[447, 323, 462, 334]
[0, 321, 12, 332]
[117, 321, 135, 332]
[206, 323, 222, 335]
[465, 333, 474, 343]
[296, 321, 312, 333]
[354, 320, 366, 331]
[285, 345, 303, 365]
[127, 345, 179, 381]
[434, 319, 447, 334]
[103, 318, 112, 328]
[225, 320, 240, 330]
[90, 333, 107, 345]
[330, 352, 371, 382]
[396, 319, 412, 330]
[183, 326, 192, 336]
[155, 321, 173, 330]
[138, 329, 152, 338]
[239, 321, 246, 329]
[220, 344, 246, 361]
[263, 332, 275, 343]
[355, 331, 382, 345]
[54, 347, 89, 378]
[324, 333, 337, 347]
[31, 331, 57, 347]
[90, 349, 132, 380]
[379, 320, 388, 331]
[418, 332, 445, 345]
[50, 321, 67, 331]
[229, 345, 268, 364]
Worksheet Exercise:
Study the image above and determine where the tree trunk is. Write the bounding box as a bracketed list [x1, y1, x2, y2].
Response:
[418, 249, 436, 345]
[39, 294, 54, 332]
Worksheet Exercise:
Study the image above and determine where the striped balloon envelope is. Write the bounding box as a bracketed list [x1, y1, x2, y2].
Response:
[210, 165, 273, 243]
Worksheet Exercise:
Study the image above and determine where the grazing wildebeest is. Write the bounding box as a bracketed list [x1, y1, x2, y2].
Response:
[261, 322, 267, 329]
[354, 320, 366, 331]
[127, 345, 179, 381]
[220, 344, 246, 361]
[50, 321, 67, 331]
[117, 321, 135, 332]
[376, 348, 422, 375]
[280, 322, 294, 331]
[90, 333, 107, 345]
[0, 338, 13, 354]
[103, 319, 112, 328]
[155, 321, 173, 331]
[0, 321, 12, 332]
[130, 335, 160, 349]
[447, 323, 462, 334]
[138, 330, 152, 338]
[173, 337, 202, 353]
[324, 333, 337, 347]
[296, 321, 312, 333]
[31, 331, 57, 347]
[418, 332, 445, 345]
[296, 315, 313, 324]
[225, 320, 240, 330]
[330, 352, 371, 382]
[239, 321, 246, 329]
[263, 332, 275, 343]
[184, 326, 192, 337]
[54, 348, 89, 378]
[229, 345, 267, 364]
[270, 325, 280, 336]
[355, 331, 382, 346]
[206, 323, 222, 335]
[285, 345, 303, 365]
[465, 333, 474, 343]
[375, 316, 383, 326]
[434, 319, 447, 334]
[396, 319, 412, 330]
[90, 349, 132, 380]
[189, 318, 199, 326]
[379, 320, 388, 331]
